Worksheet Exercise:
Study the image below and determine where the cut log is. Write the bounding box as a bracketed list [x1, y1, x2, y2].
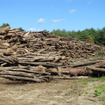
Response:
[0, 56, 18, 66]
[0, 71, 34, 78]
[86, 66, 105, 73]
[0, 67, 24, 71]
[19, 61, 60, 68]
[71, 61, 102, 68]
[0, 68, 50, 75]
[86, 63, 105, 76]
[0, 69, 52, 82]
[0, 75, 44, 82]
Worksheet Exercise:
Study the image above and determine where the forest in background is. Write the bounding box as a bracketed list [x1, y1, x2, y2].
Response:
[50, 28, 105, 46]
[0, 23, 105, 46]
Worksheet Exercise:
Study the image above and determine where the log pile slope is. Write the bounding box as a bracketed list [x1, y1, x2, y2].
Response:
[0, 27, 105, 82]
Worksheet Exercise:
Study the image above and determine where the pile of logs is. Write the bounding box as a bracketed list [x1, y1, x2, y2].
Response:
[0, 27, 105, 82]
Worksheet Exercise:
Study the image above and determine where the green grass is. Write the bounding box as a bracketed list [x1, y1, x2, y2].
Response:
[75, 76, 105, 104]
[91, 76, 105, 82]
[77, 79, 88, 85]
[77, 76, 105, 84]
[84, 76, 105, 82]
[94, 90, 102, 97]
[96, 85, 105, 92]
[96, 51, 105, 57]
[94, 84, 105, 97]
[83, 54, 105, 60]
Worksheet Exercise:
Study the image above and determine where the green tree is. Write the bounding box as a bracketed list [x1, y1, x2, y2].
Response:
[95, 29, 105, 46]
[0, 23, 10, 28]
[51, 29, 68, 37]
[19, 27, 25, 31]
[51, 27, 105, 46]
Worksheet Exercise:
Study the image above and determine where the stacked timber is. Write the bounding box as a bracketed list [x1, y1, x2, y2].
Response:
[0, 27, 105, 82]
[0, 26, 10, 35]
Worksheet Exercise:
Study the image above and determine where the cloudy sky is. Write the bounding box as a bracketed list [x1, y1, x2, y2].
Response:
[0, 0, 105, 31]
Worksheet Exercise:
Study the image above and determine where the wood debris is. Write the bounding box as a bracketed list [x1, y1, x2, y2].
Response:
[0, 27, 105, 82]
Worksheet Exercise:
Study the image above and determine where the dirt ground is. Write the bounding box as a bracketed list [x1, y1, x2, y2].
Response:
[0, 77, 104, 105]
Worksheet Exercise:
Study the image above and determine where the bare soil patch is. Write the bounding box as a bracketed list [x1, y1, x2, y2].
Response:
[0, 78, 104, 105]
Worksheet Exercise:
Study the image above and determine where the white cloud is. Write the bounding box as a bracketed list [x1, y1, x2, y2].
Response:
[29, 28, 42, 32]
[52, 19, 64, 22]
[69, 9, 77, 13]
[38, 18, 45, 23]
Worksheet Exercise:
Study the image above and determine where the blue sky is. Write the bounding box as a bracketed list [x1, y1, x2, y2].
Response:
[0, 0, 105, 32]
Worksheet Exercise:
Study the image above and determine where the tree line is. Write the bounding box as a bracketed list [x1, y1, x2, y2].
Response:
[0, 23, 105, 46]
[50, 28, 105, 46]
